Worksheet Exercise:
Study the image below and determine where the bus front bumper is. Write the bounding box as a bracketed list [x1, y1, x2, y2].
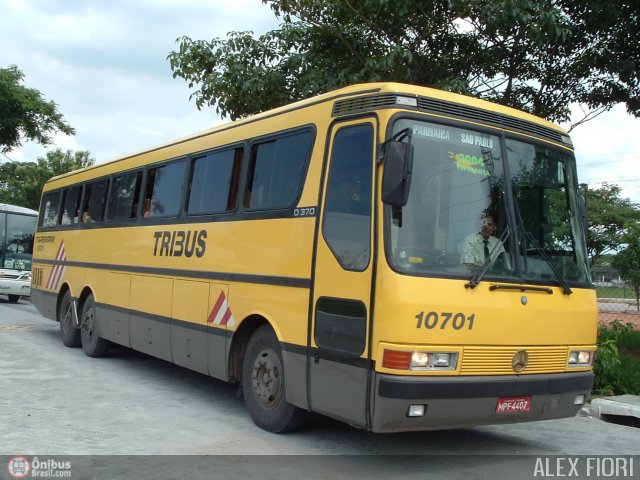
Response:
[371, 371, 594, 433]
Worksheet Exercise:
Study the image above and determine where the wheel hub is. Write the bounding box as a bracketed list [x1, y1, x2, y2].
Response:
[251, 349, 282, 408]
[82, 308, 95, 338]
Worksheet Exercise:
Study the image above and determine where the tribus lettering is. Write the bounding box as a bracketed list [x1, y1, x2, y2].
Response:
[153, 230, 207, 258]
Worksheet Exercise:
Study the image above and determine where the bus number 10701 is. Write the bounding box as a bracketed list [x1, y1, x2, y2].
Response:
[415, 311, 475, 330]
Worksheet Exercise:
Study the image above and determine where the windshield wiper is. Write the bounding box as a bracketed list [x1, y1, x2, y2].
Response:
[464, 226, 511, 290]
[523, 232, 573, 295]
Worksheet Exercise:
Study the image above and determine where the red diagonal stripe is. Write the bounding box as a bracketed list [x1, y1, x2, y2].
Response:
[55, 241, 65, 261]
[47, 242, 66, 289]
[207, 291, 226, 324]
[220, 308, 233, 326]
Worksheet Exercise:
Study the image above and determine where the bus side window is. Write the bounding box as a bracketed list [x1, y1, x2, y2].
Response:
[142, 160, 186, 218]
[244, 130, 313, 210]
[108, 171, 143, 221]
[81, 180, 109, 224]
[40, 191, 63, 227]
[187, 148, 243, 215]
[61, 186, 82, 225]
[322, 124, 373, 271]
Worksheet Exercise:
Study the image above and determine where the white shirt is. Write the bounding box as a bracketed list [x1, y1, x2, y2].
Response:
[7, 243, 25, 253]
[459, 234, 506, 267]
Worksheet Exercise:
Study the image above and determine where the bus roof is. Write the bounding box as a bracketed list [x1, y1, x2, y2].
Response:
[44, 82, 568, 185]
[0, 203, 38, 216]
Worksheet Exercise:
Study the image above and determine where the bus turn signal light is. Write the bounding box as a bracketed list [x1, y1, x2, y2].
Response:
[382, 350, 411, 369]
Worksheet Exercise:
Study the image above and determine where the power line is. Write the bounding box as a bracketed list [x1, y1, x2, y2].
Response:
[577, 159, 624, 167]
[0, 152, 16, 163]
[580, 177, 640, 183]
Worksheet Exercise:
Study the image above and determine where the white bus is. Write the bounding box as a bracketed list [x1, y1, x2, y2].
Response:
[0, 203, 38, 303]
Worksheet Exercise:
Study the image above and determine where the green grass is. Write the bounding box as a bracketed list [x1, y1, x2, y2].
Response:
[596, 286, 635, 299]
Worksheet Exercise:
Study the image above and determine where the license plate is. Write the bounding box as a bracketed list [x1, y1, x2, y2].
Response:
[496, 396, 531, 413]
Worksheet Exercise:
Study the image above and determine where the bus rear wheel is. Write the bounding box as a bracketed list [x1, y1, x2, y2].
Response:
[59, 290, 81, 347]
[241, 325, 306, 433]
[80, 293, 110, 358]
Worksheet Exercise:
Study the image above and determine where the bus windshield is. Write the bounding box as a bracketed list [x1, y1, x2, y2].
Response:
[387, 119, 591, 286]
[1, 211, 36, 272]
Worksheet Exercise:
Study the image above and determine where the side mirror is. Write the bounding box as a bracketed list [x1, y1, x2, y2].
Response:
[381, 133, 413, 208]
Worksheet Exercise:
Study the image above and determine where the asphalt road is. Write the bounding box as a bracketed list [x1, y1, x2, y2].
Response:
[1, 299, 638, 479]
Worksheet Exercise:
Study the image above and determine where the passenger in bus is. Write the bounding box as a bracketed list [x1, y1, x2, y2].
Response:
[7, 239, 25, 253]
[143, 198, 152, 217]
[459, 211, 506, 268]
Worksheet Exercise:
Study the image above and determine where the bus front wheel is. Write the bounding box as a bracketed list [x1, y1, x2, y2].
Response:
[8, 295, 20, 303]
[80, 293, 110, 358]
[241, 325, 306, 433]
[59, 290, 81, 347]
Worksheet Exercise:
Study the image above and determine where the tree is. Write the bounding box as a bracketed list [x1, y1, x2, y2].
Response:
[0, 65, 75, 153]
[0, 149, 94, 210]
[168, 0, 640, 125]
[563, 0, 640, 128]
[612, 223, 640, 311]
[585, 183, 640, 268]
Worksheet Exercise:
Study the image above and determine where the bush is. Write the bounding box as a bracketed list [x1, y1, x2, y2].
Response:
[593, 320, 640, 395]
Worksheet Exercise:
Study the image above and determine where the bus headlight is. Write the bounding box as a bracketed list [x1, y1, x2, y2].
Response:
[411, 351, 458, 370]
[568, 350, 594, 366]
[382, 350, 458, 371]
[410, 352, 430, 368]
[433, 353, 453, 367]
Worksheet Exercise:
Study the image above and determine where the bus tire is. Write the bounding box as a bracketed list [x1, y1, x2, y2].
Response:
[242, 325, 306, 433]
[80, 293, 110, 358]
[7, 295, 20, 303]
[59, 290, 81, 347]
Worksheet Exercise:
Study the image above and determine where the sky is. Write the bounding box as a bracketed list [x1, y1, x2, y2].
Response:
[1, 0, 639, 204]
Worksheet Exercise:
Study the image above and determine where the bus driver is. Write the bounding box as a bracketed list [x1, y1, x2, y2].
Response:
[459, 211, 506, 268]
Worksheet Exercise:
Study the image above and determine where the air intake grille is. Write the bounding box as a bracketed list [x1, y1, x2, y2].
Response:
[460, 346, 568, 375]
[332, 93, 565, 145]
[417, 97, 564, 144]
[332, 94, 399, 116]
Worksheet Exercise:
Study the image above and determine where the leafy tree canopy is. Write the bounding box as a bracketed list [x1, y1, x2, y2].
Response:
[0, 149, 94, 210]
[611, 223, 640, 310]
[0, 65, 75, 153]
[168, 0, 640, 125]
[585, 183, 640, 268]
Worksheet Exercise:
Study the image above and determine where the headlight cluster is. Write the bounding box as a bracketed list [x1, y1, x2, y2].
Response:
[568, 350, 594, 367]
[382, 349, 458, 371]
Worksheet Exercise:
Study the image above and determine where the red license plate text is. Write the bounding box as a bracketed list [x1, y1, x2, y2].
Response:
[496, 396, 531, 413]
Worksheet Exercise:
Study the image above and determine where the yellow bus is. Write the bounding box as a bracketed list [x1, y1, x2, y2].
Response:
[31, 82, 596, 433]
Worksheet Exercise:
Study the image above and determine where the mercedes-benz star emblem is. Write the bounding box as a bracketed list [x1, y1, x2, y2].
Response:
[512, 350, 529, 372]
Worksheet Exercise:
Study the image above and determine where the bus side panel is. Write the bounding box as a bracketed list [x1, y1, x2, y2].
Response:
[129, 275, 173, 362]
[98, 272, 132, 347]
[171, 279, 210, 375]
[30, 287, 57, 321]
[206, 283, 230, 381]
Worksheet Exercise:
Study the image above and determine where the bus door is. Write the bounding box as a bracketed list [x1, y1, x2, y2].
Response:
[310, 120, 376, 427]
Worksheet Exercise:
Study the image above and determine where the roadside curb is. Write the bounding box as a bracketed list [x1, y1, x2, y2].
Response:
[584, 395, 640, 425]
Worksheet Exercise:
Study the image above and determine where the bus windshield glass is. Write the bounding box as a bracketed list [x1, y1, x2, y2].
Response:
[387, 119, 591, 286]
[1, 212, 36, 272]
